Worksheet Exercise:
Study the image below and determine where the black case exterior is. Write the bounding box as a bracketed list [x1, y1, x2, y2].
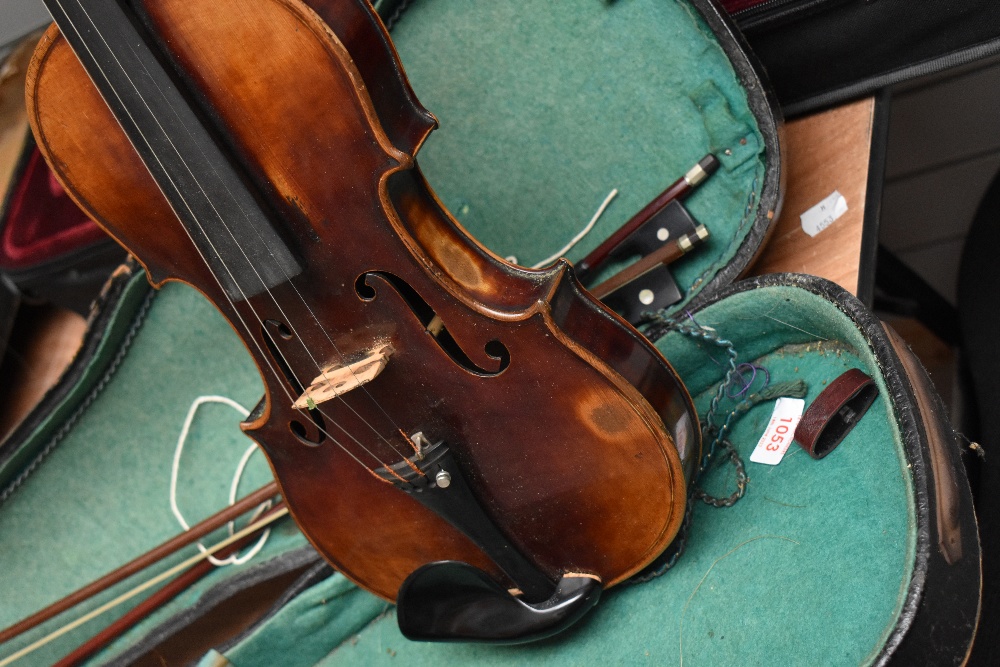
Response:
[732, 0, 1000, 116]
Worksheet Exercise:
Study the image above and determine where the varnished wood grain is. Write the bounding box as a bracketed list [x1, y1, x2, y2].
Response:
[752, 98, 875, 294]
[13, 1, 878, 610]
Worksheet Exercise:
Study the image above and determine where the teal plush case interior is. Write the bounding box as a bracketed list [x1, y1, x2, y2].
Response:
[0, 1, 919, 666]
[386, 0, 772, 302]
[0, 275, 317, 666]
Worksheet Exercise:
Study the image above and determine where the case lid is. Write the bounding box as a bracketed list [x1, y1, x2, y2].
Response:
[379, 0, 783, 319]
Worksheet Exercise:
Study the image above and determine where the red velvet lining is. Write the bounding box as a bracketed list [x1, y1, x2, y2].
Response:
[0, 147, 108, 270]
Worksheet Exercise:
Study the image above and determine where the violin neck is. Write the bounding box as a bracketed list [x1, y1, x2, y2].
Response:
[44, 0, 301, 302]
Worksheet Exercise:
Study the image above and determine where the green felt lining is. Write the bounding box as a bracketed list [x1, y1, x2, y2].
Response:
[653, 286, 916, 665]
[0, 275, 151, 493]
[386, 0, 767, 306]
[202, 573, 389, 667]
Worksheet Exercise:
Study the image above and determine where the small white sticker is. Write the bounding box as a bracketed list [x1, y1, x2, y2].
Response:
[800, 190, 848, 237]
[750, 397, 806, 465]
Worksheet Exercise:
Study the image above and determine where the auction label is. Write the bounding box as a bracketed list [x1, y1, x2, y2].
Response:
[750, 397, 806, 465]
[800, 190, 848, 237]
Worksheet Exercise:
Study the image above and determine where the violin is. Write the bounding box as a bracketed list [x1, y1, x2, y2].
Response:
[25, 0, 699, 642]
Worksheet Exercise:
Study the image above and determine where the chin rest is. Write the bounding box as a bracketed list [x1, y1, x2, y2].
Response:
[396, 561, 601, 644]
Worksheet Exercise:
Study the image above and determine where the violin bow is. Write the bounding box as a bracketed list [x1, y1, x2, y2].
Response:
[53, 501, 290, 667]
[0, 481, 282, 663]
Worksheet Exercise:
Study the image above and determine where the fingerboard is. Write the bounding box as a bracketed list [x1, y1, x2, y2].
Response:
[42, 0, 302, 301]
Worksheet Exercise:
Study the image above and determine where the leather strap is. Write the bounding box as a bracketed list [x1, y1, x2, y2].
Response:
[794, 368, 877, 459]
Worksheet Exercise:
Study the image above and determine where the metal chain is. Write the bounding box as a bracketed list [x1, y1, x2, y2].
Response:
[693, 435, 747, 507]
[642, 313, 751, 507]
[622, 313, 755, 582]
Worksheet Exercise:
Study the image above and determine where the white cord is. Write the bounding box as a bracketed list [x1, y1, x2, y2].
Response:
[530, 188, 618, 269]
[170, 395, 272, 566]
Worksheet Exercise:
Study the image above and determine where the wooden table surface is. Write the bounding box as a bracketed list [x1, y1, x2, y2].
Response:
[751, 97, 875, 295]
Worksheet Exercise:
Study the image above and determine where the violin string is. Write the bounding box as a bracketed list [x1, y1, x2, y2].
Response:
[128, 72, 412, 460]
[117, 49, 414, 465]
[52, 0, 397, 477]
[95, 0, 413, 463]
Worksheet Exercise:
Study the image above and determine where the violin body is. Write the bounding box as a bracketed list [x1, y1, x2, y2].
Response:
[26, 0, 698, 609]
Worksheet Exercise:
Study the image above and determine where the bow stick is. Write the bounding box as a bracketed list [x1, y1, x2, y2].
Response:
[1, 503, 288, 665]
[0, 481, 280, 647]
[53, 501, 289, 667]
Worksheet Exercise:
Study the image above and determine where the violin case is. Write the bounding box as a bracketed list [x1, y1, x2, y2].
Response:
[0, 133, 125, 316]
[720, 0, 1000, 116]
[0, 36, 124, 317]
[0, 0, 980, 665]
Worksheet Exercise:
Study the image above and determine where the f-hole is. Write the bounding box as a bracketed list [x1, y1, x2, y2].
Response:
[261, 319, 327, 446]
[356, 272, 510, 376]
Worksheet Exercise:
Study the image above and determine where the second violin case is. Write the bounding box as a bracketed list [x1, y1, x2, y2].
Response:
[0, 35, 124, 317]
[0, 0, 980, 665]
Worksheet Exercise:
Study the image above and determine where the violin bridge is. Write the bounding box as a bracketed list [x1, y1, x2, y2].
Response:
[292, 345, 392, 409]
